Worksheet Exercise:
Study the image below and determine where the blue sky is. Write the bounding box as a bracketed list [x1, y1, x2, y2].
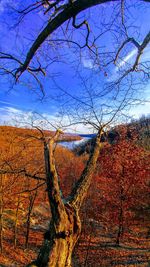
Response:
[0, 0, 149, 133]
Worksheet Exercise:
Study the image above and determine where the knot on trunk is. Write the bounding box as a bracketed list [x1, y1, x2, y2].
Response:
[44, 230, 51, 241]
[56, 230, 72, 239]
[44, 229, 72, 241]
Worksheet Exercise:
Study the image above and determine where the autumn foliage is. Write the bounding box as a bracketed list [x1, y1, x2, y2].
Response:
[0, 125, 149, 266]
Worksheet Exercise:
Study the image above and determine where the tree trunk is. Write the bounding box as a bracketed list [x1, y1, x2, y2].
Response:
[25, 191, 37, 248]
[27, 204, 81, 267]
[116, 188, 124, 246]
[0, 174, 4, 253]
[27, 128, 103, 266]
[14, 195, 20, 248]
[116, 222, 123, 246]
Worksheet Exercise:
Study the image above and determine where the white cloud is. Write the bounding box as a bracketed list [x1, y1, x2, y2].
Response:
[116, 48, 137, 69]
[82, 58, 95, 69]
[108, 46, 150, 82]
[0, 106, 94, 134]
[129, 101, 150, 119]
[0, 106, 33, 126]
[140, 45, 150, 62]
[0, 106, 57, 129]
[0, 102, 149, 134]
[81, 53, 99, 70]
[115, 45, 150, 72]
[0, 100, 19, 106]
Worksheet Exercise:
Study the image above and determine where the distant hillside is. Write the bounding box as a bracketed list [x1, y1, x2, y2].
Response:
[74, 116, 150, 155]
[129, 116, 150, 150]
[0, 125, 81, 142]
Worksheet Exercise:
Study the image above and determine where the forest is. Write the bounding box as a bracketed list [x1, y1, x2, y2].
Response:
[0, 117, 149, 266]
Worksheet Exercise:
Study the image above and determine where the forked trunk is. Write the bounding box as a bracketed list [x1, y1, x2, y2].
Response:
[27, 128, 103, 266]
[27, 204, 81, 267]
[116, 187, 124, 246]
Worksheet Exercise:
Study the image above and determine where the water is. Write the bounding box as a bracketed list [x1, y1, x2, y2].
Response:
[59, 137, 90, 150]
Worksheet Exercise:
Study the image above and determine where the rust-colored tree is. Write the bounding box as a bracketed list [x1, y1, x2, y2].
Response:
[96, 127, 149, 245]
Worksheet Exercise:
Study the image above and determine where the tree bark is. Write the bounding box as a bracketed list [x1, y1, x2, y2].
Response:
[69, 128, 103, 210]
[14, 195, 20, 248]
[27, 128, 103, 266]
[25, 192, 37, 248]
[116, 188, 124, 246]
[27, 204, 81, 267]
[0, 174, 3, 253]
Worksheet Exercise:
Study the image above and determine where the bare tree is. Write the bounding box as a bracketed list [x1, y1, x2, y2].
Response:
[0, 0, 149, 89]
[25, 190, 38, 249]
[20, 126, 103, 267]
[14, 194, 21, 248]
[0, 174, 4, 253]
[0, 1, 149, 266]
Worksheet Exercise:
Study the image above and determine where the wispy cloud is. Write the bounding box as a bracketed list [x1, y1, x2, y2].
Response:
[140, 45, 150, 62]
[107, 47, 147, 82]
[0, 106, 68, 132]
[0, 106, 33, 126]
[115, 45, 150, 72]
[116, 48, 137, 69]
[0, 100, 20, 107]
[129, 101, 150, 119]
[81, 52, 99, 70]
[0, 105, 93, 133]
[82, 58, 95, 69]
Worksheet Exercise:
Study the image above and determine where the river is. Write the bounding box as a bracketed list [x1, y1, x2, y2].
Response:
[59, 137, 90, 150]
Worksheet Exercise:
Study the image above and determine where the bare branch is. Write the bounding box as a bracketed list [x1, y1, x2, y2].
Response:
[121, 0, 125, 25]
[0, 169, 45, 181]
[114, 38, 140, 65]
[114, 31, 150, 81]
[72, 16, 90, 48]
[69, 127, 103, 210]
[18, 182, 45, 194]
[12, 0, 116, 78]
